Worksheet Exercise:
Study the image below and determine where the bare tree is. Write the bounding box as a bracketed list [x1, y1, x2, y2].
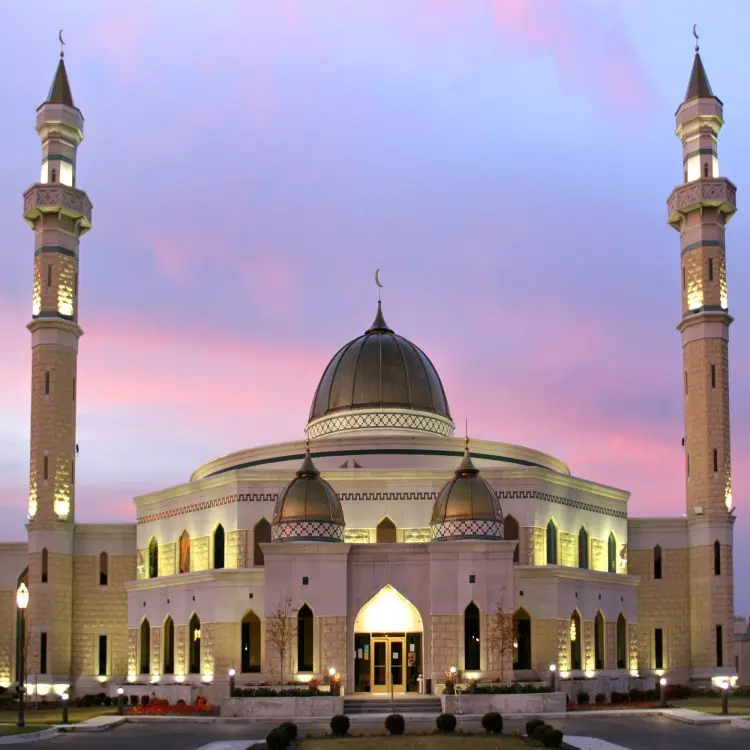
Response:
[266, 595, 294, 685]
[486, 588, 515, 683]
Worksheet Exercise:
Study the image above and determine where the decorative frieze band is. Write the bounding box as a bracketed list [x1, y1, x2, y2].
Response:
[306, 410, 454, 439]
[430, 519, 504, 541]
[495, 489, 627, 520]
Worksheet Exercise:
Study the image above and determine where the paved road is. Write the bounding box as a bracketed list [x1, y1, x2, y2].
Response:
[17, 716, 750, 750]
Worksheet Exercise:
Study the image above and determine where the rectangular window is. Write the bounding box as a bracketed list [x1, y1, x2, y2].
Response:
[71, 459, 75, 485]
[716, 625, 723, 667]
[43, 455, 48, 480]
[73, 377, 76, 402]
[98, 635, 107, 676]
[687, 453, 690, 478]
[40, 632, 48, 675]
[713, 449, 718, 473]
[44, 370, 50, 395]
[684, 371, 688, 395]
[711, 364, 716, 389]
[654, 628, 664, 670]
[682, 267, 686, 290]
[46, 264, 52, 288]
[709, 257, 714, 282]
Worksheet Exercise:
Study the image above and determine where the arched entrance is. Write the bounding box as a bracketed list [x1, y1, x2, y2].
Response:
[353, 585, 423, 695]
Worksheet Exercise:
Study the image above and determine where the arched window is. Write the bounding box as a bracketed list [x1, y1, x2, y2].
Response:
[504, 515, 520, 563]
[99, 551, 108, 586]
[254, 518, 271, 566]
[241, 611, 261, 673]
[464, 603, 481, 670]
[577, 527, 589, 569]
[139, 619, 151, 675]
[714, 540, 721, 576]
[179, 531, 191, 574]
[653, 545, 662, 580]
[297, 604, 314, 672]
[703, 162, 709, 178]
[148, 538, 158, 578]
[607, 533, 616, 573]
[595, 611, 605, 669]
[570, 611, 582, 670]
[546, 521, 557, 565]
[213, 524, 225, 569]
[163, 616, 174, 675]
[376, 517, 397, 543]
[41, 548, 48, 583]
[513, 608, 532, 670]
[189, 614, 201, 674]
[50, 168, 57, 183]
[616, 614, 627, 669]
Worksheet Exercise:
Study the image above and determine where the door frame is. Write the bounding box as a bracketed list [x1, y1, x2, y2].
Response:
[370, 635, 407, 694]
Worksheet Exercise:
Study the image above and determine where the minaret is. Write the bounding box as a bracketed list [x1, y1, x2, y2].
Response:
[667, 37, 735, 674]
[23, 45, 92, 680]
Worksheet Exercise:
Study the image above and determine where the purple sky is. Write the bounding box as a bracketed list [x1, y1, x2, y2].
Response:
[1, 1, 748, 612]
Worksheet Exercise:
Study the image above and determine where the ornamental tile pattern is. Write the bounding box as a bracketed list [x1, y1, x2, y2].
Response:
[430, 519, 504, 541]
[495, 490, 627, 520]
[271, 520, 345, 542]
[307, 410, 453, 439]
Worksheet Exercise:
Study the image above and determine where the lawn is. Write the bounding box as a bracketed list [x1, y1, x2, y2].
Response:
[0, 706, 116, 725]
[0, 725, 46, 736]
[300, 737, 526, 750]
[672, 696, 750, 715]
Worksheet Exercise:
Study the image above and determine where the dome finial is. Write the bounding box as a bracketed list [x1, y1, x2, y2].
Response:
[58, 29, 66, 58]
[693, 23, 699, 53]
[375, 267, 384, 302]
[456, 423, 478, 476]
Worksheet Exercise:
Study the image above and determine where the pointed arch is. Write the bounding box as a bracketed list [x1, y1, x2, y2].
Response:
[41, 547, 48, 583]
[241, 610, 261, 673]
[163, 615, 175, 675]
[504, 514, 520, 563]
[607, 533, 616, 573]
[188, 613, 201, 674]
[546, 520, 558, 565]
[140, 618, 151, 675]
[653, 544, 662, 579]
[353, 584, 424, 633]
[99, 551, 108, 586]
[616, 613, 627, 669]
[464, 602, 481, 670]
[714, 540, 721, 576]
[297, 603, 314, 672]
[570, 610, 582, 670]
[148, 537, 158, 578]
[254, 518, 271, 566]
[213, 523, 225, 569]
[513, 608, 532, 670]
[376, 516, 397, 543]
[179, 531, 191, 574]
[594, 611, 605, 669]
[577, 527, 589, 569]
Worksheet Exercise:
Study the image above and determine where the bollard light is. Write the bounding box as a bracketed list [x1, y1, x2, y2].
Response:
[117, 687, 124, 715]
[721, 681, 730, 715]
[61, 692, 69, 724]
[659, 677, 667, 707]
[549, 664, 557, 693]
[449, 665, 457, 675]
[228, 668, 236, 697]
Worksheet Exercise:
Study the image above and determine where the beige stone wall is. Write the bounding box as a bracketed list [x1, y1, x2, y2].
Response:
[192, 537, 209, 572]
[431, 614, 460, 677]
[71, 553, 135, 677]
[202, 622, 239, 678]
[158, 542, 176, 577]
[319, 616, 346, 679]
[530, 619, 559, 674]
[591, 539, 605, 572]
[226, 530, 248, 568]
[560, 533, 577, 567]
[0, 591, 15, 683]
[524, 527, 546, 566]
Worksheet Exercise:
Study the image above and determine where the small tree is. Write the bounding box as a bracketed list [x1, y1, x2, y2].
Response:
[266, 595, 294, 685]
[486, 588, 514, 682]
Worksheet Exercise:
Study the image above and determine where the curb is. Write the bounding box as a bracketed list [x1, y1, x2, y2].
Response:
[0, 728, 62, 746]
[0, 718, 126, 745]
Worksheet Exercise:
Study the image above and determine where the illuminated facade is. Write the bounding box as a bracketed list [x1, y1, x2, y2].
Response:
[0, 48, 739, 698]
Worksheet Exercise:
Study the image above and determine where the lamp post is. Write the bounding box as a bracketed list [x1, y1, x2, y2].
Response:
[228, 668, 236, 697]
[549, 664, 557, 694]
[16, 583, 29, 729]
[721, 681, 730, 715]
[659, 677, 667, 707]
[328, 667, 338, 697]
[117, 687, 124, 715]
[61, 692, 69, 724]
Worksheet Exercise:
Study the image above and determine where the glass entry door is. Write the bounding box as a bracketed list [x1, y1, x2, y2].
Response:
[371, 636, 406, 694]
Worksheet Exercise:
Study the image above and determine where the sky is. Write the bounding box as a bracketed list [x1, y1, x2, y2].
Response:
[1, 1, 749, 611]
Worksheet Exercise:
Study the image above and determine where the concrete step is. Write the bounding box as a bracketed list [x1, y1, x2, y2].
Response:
[343, 698, 442, 715]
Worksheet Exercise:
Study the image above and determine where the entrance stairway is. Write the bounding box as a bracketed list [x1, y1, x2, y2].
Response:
[344, 696, 442, 715]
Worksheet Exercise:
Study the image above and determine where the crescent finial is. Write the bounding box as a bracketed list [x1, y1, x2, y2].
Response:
[374, 268, 383, 302]
[58, 29, 66, 58]
[693, 24, 699, 53]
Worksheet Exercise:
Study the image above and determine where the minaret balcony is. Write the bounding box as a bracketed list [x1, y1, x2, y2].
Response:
[667, 177, 737, 229]
[23, 184, 92, 233]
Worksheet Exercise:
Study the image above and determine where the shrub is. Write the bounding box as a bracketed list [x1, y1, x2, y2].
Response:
[385, 713, 406, 735]
[129, 694, 139, 706]
[265, 728, 286, 750]
[526, 717, 545, 736]
[278, 722, 298, 743]
[330, 714, 350, 737]
[97, 692, 107, 705]
[176, 699, 186, 706]
[140, 695, 150, 706]
[666, 684, 692, 700]
[540, 726, 564, 748]
[576, 691, 589, 705]
[629, 688, 646, 702]
[610, 691, 628, 704]
[436, 713, 457, 733]
[533, 724, 550, 740]
[481, 712, 504, 734]
[473, 683, 550, 695]
[595, 692, 607, 705]
[104, 696, 113, 706]
[645, 688, 658, 702]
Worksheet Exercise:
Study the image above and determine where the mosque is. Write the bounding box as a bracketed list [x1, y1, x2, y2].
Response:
[0, 44, 740, 699]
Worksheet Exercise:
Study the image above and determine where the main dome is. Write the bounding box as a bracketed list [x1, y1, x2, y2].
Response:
[307, 302, 454, 440]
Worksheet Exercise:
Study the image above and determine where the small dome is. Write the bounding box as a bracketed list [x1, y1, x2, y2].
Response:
[430, 442, 504, 541]
[307, 302, 453, 439]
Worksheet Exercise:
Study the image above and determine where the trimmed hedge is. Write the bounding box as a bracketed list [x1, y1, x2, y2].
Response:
[266, 722, 298, 750]
[385, 713, 405, 735]
[481, 712, 504, 734]
[526, 717, 545, 736]
[436, 713, 457, 733]
[330, 714, 350, 737]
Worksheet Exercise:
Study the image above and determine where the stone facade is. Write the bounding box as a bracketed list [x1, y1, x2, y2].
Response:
[319, 616, 347, 679]
[431, 614, 461, 677]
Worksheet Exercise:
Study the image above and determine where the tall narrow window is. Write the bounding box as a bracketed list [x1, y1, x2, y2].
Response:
[608, 532, 617, 573]
[653, 545, 662, 580]
[570, 611, 582, 670]
[44, 370, 50, 395]
[50, 168, 57, 183]
[595, 612, 605, 670]
[577, 527, 589, 569]
[40, 633, 47, 675]
[711, 364, 716, 389]
[241, 611, 261, 673]
[714, 540, 721, 576]
[43, 455, 49, 480]
[46, 264, 52, 287]
[71, 458, 75, 485]
[513, 609, 532, 670]
[189, 614, 201, 674]
[464, 603, 481, 670]
[546, 520, 557, 565]
[504, 515, 519, 563]
[179, 531, 191, 574]
[140, 619, 151, 675]
[687, 453, 690, 477]
[99, 552, 108, 586]
[616, 614, 627, 669]
[148, 538, 158, 578]
[254, 518, 271, 566]
[213, 524, 225, 569]
[684, 371, 688, 395]
[98, 635, 107, 676]
[297, 604, 314, 672]
[163, 616, 174, 675]
[716, 625, 724, 667]
[376, 517, 397, 543]
[41, 547, 48, 583]
[682, 266, 686, 289]
[654, 628, 664, 670]
[709, 257, 714, 281]
[713, 449, 718, 473]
